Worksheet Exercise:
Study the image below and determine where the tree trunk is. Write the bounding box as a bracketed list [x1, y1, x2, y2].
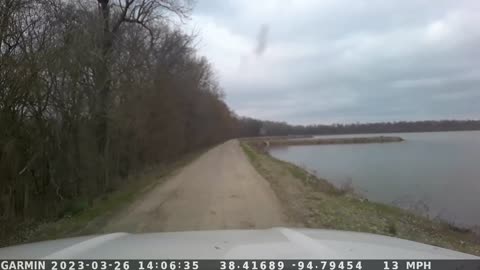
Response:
[23, 182, 29, 219]
[95, 0, 112, 152]
[96, 0, 113, 190]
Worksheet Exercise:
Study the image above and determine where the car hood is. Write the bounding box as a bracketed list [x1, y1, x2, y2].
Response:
[0, 228, 477, 259]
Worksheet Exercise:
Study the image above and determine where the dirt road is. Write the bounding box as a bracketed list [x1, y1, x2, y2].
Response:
[103, 140, 289, 232]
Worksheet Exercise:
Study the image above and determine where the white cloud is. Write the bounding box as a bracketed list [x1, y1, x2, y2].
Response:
[189, 0, 480, 124]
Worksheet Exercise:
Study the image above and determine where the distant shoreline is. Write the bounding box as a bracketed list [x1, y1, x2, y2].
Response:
[312, 129, 480, 136]
[241, 129, 480, 141]
[243, 135, 404, 147]
[237, 119, 480, 138]
[269, 136, 404, 146]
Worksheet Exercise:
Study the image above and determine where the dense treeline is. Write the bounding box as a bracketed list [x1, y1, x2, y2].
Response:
[238, 118, 480, 137]
[0, 0, 238, 237]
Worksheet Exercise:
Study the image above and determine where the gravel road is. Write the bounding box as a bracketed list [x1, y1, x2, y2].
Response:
[103, 139, 289, 232]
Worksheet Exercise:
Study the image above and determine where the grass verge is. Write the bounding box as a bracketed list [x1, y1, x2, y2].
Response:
[2, 148, 208, 247]
[240, 142, 480, 256]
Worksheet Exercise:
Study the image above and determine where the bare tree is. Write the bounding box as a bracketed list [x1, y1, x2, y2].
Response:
[93, 0, 193, 185]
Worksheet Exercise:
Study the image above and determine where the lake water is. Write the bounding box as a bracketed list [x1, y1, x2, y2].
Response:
[269, 131, 480, 228]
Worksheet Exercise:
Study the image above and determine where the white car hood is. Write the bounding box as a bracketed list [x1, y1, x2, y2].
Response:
[0, 228, 476, 259]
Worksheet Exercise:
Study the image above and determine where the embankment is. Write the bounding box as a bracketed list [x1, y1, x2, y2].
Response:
[260, 136, 404, 147]
[240, 141, 480, 256]
[241, 135, 313, 141]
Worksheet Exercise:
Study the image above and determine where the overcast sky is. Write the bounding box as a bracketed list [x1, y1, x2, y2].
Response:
[188, 0, 480, 124]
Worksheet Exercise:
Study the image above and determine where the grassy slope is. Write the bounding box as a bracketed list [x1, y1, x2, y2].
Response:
[2, 149, 206, 247]
[240, 142, 480, 256]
